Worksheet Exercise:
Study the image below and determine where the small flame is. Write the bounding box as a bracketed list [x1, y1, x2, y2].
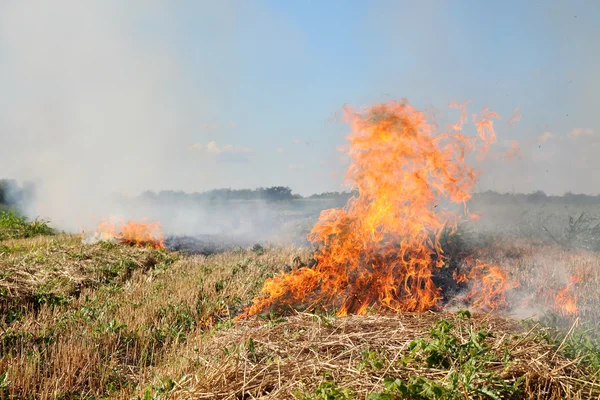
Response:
[453, 271, 468, 284]
[97, 217, 165, 249]
[464, 262, 519, 311]
[553, 275, 581, 316]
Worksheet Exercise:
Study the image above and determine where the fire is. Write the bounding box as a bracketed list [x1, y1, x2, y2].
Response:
[464, 263, 519, 311]
[97, 217, 165, 249]
[243, 99, 499, 317]
[553, 275, 581, 316]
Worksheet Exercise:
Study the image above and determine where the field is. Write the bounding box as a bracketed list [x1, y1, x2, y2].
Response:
[2, 200, 600, 399]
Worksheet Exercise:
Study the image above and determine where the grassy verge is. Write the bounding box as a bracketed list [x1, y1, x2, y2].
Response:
[0, 211, 54, 241]
[136, 311, 598, 399]
[0, 234, 311, 399]
[1, 232, 599, 399]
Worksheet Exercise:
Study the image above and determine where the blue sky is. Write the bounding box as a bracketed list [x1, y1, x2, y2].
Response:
[1, 0, 600, 203]
[167, 0, 600, 194]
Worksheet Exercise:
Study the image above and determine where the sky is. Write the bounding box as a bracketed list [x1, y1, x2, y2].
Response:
[1, 0, 600, 222]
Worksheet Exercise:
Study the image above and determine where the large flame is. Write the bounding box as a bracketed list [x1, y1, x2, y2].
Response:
[243, 99, 499, 317]
[97, 217, 165, 249]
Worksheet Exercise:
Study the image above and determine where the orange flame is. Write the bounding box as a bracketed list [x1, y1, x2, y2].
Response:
[464, 262, 519, 311]
[97, 217, 165, 249]
[553, 275, 581, 316]
[242, 99, 499, 317]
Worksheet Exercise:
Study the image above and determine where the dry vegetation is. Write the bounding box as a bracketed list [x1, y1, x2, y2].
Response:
[145, 312, 599, 399]
[1, 220, 600, 399]
[0, 233, 312, 399]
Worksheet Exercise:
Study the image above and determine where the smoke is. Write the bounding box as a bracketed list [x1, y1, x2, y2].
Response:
[0, 179, 34, 212]
[0, 1, 281, 239]
[2, 1, 599, 241]
[0, 1, 323, 241]
[0, 1, 182, 230]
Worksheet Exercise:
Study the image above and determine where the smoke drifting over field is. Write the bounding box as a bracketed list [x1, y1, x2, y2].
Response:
[1, 0, 600, 238]
[0, 1, 286, 238]
[0, 1, 189, 231]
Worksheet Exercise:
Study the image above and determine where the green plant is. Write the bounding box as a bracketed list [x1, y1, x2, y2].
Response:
[31, 290, 69, 308]
[357, 347, 387, 370]
[0, 370, 10, 398]
[369, 313, 521, 400]
[533, 314, 600, 373]
[258, 309, 287, 327]
[0, 211, 54, 241]
[367, 377, 446, 400]
[299, 377, 353, 400]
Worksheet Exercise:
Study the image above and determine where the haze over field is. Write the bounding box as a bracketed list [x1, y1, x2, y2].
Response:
[1, 0, 599, 232]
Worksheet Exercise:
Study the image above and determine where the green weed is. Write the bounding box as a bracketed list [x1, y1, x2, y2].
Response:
[0, 211, 54, 241]
[368, 312, 521, 400]
[299, 376, 353, 400]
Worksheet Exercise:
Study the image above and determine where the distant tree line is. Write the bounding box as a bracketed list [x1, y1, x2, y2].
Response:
[153, 187, 600, 206]
[6, 177, 600, 208]
[308, 190, 358, 200]
[472, 190, 600, 206]
[140, 186, 297, 204]
[138, 187, 359, 204]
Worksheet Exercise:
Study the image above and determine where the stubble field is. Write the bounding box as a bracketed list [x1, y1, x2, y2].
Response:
[2, 200, 600, 399]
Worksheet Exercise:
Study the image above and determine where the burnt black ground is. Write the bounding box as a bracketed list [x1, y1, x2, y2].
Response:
[164, 234, 258, 256]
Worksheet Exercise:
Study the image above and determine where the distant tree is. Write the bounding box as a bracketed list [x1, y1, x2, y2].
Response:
[264, 186, 293, 202]
[527, 190, 547, 204]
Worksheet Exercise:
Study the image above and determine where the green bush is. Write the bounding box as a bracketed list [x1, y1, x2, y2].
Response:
[0, 211, 54, 241]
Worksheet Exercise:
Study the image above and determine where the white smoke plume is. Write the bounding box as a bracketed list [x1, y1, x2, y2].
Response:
[0, 1, 191, 231]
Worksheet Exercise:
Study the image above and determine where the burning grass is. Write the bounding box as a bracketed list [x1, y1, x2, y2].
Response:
[94, 217, 165, 249]
[1, 233, 600, 399]
[242, 100, 503, 318]
[4, 98, 600, 398]
[0, 234, 173, 321]
[241, 99, 595, 323]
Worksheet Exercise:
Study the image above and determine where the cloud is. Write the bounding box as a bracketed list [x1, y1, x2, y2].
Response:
[537, 132, 554, 143]
[190, 140, 252, 154]
[568, 128, 596, 139]
[292, 139, 301, 145]
[276, 147, 284, 153]
[288, 163, 304, 170]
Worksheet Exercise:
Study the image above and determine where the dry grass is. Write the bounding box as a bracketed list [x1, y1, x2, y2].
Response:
[1, 234, 600, 399]
[138, 312, 599, 399]
[0, 235, 172, 319]
[0, 234, 312, 399]
[468, 238, 600, 322]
